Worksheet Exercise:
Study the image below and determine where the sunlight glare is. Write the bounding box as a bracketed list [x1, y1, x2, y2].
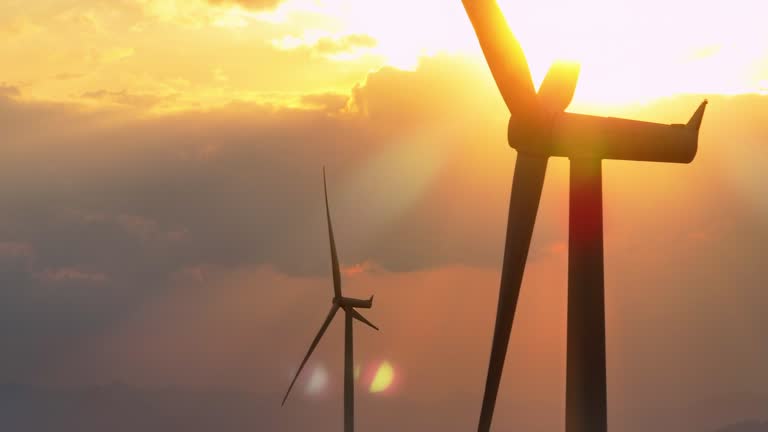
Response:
[299, 0, 768, 104]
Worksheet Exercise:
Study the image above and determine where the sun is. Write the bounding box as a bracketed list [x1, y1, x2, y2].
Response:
[250, 0, 764, 108]
[336, 0, 765, 105]
[496, 0, 766, 103]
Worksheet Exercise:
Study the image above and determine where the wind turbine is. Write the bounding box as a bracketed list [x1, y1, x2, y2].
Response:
[460, 1, 707, 432]
[282, 167, 378, 432]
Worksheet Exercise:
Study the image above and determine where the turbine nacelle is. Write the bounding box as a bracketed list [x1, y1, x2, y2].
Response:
[508, 100, 707, 163]
[505, 59, 707, 164]
[334, 295, 374, 309]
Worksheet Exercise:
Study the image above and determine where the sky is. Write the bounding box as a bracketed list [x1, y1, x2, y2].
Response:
[1, 0, 767, 431]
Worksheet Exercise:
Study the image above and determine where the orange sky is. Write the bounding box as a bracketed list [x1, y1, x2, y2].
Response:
[2, 0, 767, 111]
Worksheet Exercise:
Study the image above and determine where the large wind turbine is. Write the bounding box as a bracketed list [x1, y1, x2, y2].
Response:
[282, 167, 378, 432]
[461, 1, 707, 432]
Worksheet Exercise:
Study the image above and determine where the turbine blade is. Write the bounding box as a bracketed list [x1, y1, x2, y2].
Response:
[462, 0, 538, 119]
[686, 99, 708, 131]
[351, 308, 379, 331]
[478, 155, 548, 432]
[323, 167, 342, 298]
[282, 304, 339, 406]
[537, 61, 580, 114]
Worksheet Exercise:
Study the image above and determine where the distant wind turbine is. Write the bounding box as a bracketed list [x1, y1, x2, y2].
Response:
[282, 167, 378, 432]
[461, 1, 707, 432]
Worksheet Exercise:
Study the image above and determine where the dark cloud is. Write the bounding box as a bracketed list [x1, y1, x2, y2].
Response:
[0, 383, 764, 432]
[4, 263, 766, 432]
[0, 382, 764, 432]
[0, 241, 34, 260]
[0, 56, 508, 281]
[716, 421, 768, 432]
[0, 56, 766, 432]
[33, 267, 108, 284]
[1, 54, 766, 284]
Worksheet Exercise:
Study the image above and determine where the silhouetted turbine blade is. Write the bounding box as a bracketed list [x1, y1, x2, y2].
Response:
[350, 308, 379, 331]
[323, 167, 342, 298]
[282, 304, 339, 406]
[537, 61, 581, 114]
[478, 154, 548, 432]
[686, 100, 708, 131]
[462, 0, 538, 119]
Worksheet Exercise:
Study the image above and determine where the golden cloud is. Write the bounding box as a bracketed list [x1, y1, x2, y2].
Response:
[271, 33, 378, 59]
[206, 0, 283, 10]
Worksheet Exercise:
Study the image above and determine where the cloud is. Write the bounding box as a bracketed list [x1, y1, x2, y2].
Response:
[300, 92, 350, 112]
[54, 72, 86, 81]
[0, 383, 764, 432]
[34, 268, 108, 284]
[314, 34, 377, 55]
[91, 47, 135, 63]
[1, 56, 766, 281]
[341, 260, 380, 277]
[272, 33, 378, 59]
[41, 262, 768, 432]
[0, 84, 20, 98]
[715, 421, 768, 432]
[0, 241, 36, 273]
[206, 0, 283, 11]
[0, 242, 35, 260]
[0, 16, 41, 37]
[0, 55, 765, 426]
[62, 209, 187, 245]
[81, 89, 171, 108]
[0, 382, 764, 432]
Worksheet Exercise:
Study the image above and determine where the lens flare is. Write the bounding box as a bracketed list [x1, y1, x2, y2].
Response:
[304, 365, 329, 396]
[369, 361, 395, 393]
[354, 364, 361, 380]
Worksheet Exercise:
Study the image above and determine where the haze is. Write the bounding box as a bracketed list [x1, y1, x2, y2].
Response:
[1, 1, 766, 431]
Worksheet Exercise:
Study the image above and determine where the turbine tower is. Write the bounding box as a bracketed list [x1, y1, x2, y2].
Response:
[282, 167, 378, 432]
[460, 1, 707, 432]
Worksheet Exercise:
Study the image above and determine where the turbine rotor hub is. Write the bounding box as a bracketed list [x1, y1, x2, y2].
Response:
[507, 114, 553, 157]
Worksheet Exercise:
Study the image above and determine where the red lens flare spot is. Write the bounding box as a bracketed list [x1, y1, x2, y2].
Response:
[366, 360, 399, 394]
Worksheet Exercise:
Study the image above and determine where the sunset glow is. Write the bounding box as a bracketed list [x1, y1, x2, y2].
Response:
[0, 1, 766, 431]
[2, 0, 765, 112]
